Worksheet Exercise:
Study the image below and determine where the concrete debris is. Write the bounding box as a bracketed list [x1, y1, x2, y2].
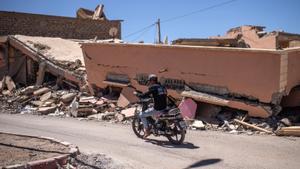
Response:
[79, 96, 97, 104]
[115, 113, 125, 122]
[20, 105, 37, 114]
[221, 120, 237, 131]
[0, 76, 16, 92]
[280, 118, 292, 127]
[0, 77, 5, 91]
[70, 98, 79, 117]
[117, 87, 139, 108]
[191, 120, 205, 130]
[48, 109, 65, 116]
[61, 93, 77, 103]
[31, 100, 44, 107]
[77, 4, 107, 20]
[101, 111, 117, 120]
[233, 119, 273, 134]
[2, 90, 11, 96]
[0, 76, 299, 138]
[190, 108, 285, 135]
[20, 86, 36, 95]
[276, 126, 300, 137]
[120, 107, 136, 118]
[40, 91, 52, 102]
[87, 113, 102, 120]
[37, 106, 57, 115]
[33, 87, 51, 96]
[5, 76, 16, 91]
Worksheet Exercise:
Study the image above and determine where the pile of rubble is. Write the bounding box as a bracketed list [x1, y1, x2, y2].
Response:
[1, 75, 299, 137]
[0, 76, 138, 124]
[189, 104, 300, 136]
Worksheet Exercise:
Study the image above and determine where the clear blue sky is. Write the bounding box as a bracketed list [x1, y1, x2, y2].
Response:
[1, 0, 299, 43]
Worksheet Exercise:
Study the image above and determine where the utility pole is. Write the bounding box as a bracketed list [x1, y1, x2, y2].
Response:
[156, 18, 161, 44]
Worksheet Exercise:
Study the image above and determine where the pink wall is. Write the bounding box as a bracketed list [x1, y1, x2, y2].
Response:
[82, 43, 283, 103]
[281, 49, 300, 107]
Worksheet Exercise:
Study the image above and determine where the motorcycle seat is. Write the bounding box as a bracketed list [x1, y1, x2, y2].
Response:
[159, 112, 181, 118]
[156, 108, 181, 118]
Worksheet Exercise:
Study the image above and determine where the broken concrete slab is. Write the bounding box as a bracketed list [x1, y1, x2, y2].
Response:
[95, 99, 105, 105]
[109, 103, 116, 108]
[31, 101, 44, 107]
[36, 62, 46, 86]
[79, 96, 97, 104]
[280, 118, 292, 126]
[5, 76, 16, 92]
[33, 87, 51, 96]
[117, 87, 139, 108]
[20, 86, 36, 95]
[69, 98, 79, 117]
[77, 108, 97, 113]
[120, 107, 136, 118]
[72, 107, 97, 117]
[2, 90, 11, 96]
[117, 94, 131, 108]
[43, 100, 55, 107]
[276, 126, 300, 137]
[191, 120, 205, 130]
[37, 106, 57, 115]
[61, 93, 77, 103]
[40, 91, 52, 102]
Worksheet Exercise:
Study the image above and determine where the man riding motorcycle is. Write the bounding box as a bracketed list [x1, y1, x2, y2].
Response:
[135, 74, 168, 138]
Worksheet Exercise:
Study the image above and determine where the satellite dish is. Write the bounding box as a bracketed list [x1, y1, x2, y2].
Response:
[109, 27, 118, 38]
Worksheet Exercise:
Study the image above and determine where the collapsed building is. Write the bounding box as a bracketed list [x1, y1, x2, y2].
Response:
[173, 25, 300, 49]
[81, 41, 300, 118]
[0, 2, 299, 127]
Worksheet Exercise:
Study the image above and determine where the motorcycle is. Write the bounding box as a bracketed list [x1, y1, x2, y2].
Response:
[131, 94, 187, 145]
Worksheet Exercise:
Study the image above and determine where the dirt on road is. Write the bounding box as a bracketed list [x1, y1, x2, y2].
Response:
[0, 133, 70, 167]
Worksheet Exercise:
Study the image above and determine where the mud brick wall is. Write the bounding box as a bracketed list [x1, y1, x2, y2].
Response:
[0, 11, 121, 39]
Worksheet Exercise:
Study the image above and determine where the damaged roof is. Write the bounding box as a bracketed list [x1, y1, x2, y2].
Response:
[13, 35, 85, 66]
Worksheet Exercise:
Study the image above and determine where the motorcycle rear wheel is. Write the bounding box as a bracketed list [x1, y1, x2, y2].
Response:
[166, 122, 185, 145]
[132, 116, 145, 138]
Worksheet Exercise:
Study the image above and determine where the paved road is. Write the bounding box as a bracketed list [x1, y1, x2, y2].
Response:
[1, 114, 300, 169]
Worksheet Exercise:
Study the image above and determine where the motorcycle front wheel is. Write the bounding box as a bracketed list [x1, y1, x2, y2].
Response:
[132, 116, 145, 138]
[166, 122, 185, 145]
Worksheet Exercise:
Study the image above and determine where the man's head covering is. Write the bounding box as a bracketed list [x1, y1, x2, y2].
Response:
[148, 74, 158, 82]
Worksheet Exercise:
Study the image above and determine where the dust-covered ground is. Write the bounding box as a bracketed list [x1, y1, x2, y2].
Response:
[0, 133, 70, 167]
[71, 153, 124, 169]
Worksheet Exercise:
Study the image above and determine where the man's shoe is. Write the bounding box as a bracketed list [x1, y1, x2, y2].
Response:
[143, 129, 151, 139]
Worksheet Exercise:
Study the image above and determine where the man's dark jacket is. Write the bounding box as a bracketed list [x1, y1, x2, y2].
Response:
[139, 83, 167, 111]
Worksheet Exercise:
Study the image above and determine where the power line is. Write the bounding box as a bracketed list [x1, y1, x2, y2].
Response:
[161, 0, 238, 23]
[123, 23, 155, 39]
[123, 0, 238, 41]
[130, 26, 154, 42]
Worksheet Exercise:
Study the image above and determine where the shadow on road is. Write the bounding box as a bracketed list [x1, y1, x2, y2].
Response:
[145, 139, 199, 149]
[184, 158, 222, 169]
